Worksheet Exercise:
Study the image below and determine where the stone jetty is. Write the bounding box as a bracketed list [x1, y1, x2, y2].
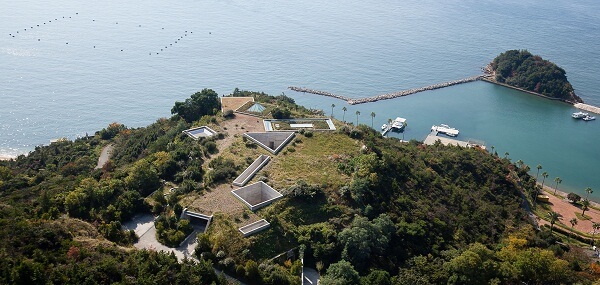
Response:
[574, 103, 600, 115]
[289, 75, 487, 105]
[288, 86, 351, 102]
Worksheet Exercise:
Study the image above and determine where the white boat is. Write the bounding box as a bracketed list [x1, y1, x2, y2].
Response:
[391, 117, 407, 131]
[431, 124, 459, 137]
[583, 115, 596, 121]
[381, 124, 387, 130]
[572, 111, 588, 119]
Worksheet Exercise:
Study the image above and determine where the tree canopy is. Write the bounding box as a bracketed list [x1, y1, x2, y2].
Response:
[490, 50, 582, 102]
[171, 88, 221, 122]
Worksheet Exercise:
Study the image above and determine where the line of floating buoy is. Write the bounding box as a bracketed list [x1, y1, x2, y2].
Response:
[289, 75, 489, 105]
[149, 30, 193, 55]
[9, 12, 79, 38]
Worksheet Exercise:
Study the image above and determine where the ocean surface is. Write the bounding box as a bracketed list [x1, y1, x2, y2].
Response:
[1, 0, 599, 198]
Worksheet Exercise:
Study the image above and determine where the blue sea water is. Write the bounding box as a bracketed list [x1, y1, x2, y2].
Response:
[1, 0, 599, 197]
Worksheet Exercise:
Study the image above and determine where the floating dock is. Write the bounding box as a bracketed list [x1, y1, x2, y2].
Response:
[424, 133, 485, 149]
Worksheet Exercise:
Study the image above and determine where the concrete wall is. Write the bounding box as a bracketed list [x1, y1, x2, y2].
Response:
[231, 181, 283, 211]
[244, 132, 295, 154]
[239, 219, 270, 237]
[233, 155, 270, 186]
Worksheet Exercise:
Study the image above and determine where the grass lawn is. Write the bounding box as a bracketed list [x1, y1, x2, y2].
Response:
[267, 132, 357, 191]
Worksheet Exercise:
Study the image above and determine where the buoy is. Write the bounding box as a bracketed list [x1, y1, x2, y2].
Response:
[37, 25, 39, 26]
[16, 31, 19, 33]
[38, 39, 40, 41]
[209, 32, 211, 34]
[139, 25, 141, 27]
[94, 46, 95, 48]
[162, 27, 164, 29]
[161, 49, 163, 51]
[76, 12, 78, 14]
[121, 49, 123, 51]
[66, 42, 68, 44]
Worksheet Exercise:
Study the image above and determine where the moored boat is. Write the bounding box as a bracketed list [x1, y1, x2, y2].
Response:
[431, 124, 459, 137]
[391, 117, 407, 131]
[572, 111, 588, 119]
[583, 115, 596, 121]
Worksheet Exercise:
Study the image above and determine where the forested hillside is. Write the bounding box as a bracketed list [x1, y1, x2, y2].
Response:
[0, 89, 597, 284]
[490, 49, 582, 103]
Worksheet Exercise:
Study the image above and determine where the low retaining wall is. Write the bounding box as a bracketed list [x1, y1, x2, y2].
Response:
[233, 155, 271, 186]
[239, 219, 270, 237]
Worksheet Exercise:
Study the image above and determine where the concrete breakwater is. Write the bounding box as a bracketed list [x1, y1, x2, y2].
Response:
[574, 103, 600, 115]
[289, 75, 486, 105]
[288, 86, 351, 102]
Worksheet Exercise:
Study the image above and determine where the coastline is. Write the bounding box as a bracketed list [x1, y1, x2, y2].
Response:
[0, 156, 15, 161]
[480, 77, 575, 104]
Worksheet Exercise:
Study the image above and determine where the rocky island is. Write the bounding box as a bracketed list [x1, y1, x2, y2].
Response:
[486, 49, 583, 103]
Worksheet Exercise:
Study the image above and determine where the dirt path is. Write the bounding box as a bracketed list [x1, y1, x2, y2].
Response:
[95, 144, 114, 169]
[206, 113, 264, 166]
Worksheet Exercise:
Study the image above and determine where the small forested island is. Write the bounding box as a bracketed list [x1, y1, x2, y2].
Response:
[1, 88, 599, 284]
[488, 49, 583, 103]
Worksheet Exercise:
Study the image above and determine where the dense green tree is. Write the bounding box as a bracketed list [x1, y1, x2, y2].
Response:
[491, 50, 581, 102]
[171, 88, 221, 122]
[338, 214, 394, 270]
[271, 107, 291, 119]
[125, 159, 161, 196]
[320, 260, 360, 285]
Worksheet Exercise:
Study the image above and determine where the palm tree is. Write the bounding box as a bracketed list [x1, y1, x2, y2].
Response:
[582, 199, 591, 216]
[586, 187, 593, 200]
[370, 112, 376, 128]
[569, 217, 578, 242]
[516, 159, 524, 169]
[536, 164, 542, 180]
[504, 152, 510, 159]
[355, 110, 360, 126]
[342, 107, 347, 122]
[330, 104, 335, 117]
[547, 211, 561, 233]
[541, 172, 548, 189]
[490, 146, 495, 155]
[553, 177, 562, 195]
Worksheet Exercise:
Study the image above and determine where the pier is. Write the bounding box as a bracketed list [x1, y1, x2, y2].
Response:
[289, 75, 487, 105]
[574, 103, 600, 115]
